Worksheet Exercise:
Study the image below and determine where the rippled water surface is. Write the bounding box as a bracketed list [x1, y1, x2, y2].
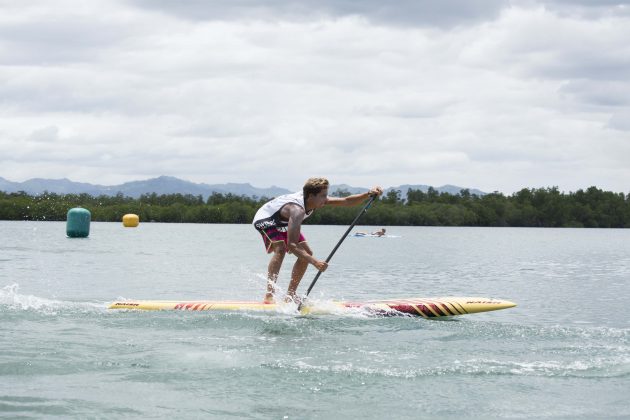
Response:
[1, 221, 629, 418]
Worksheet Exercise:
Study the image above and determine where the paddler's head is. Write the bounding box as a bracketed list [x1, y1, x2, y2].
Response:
[303, 177, 329, 209]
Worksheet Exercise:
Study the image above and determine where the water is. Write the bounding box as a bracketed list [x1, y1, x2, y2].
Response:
[1, 221, 628, 418]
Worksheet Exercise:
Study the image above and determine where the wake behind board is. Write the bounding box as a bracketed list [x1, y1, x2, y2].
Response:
[109, 297, 516, 318]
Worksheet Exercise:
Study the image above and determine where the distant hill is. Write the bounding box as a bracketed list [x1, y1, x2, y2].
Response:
[0, 176, 485, 199]
[386, 184, 486, 197]
[0, 177, 108, 196]
[0, 176, 291, 199]
[329, 183, 485, 197]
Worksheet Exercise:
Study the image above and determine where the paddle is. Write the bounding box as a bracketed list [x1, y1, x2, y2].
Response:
[298, 193, 377, 310]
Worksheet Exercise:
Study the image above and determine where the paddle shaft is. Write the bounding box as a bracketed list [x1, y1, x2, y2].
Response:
[302, 194, 377, 300]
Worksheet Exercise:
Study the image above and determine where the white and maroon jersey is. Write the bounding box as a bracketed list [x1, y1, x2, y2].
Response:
[253, 191, 313, 231]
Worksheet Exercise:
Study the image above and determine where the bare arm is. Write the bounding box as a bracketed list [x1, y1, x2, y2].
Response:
[325, 186, 383, 207]
[285, 205, 327, 270]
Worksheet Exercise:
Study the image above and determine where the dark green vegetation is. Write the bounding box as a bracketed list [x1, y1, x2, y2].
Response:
[1, 187, 629, 227]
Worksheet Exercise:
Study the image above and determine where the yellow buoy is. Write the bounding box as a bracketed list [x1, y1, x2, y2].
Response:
[122, 213, 140, 227]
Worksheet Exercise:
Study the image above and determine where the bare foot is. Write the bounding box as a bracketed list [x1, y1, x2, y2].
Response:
[284, 295, 302, 305]
[263, 294, 275, 304]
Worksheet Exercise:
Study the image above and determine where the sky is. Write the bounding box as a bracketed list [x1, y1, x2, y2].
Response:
[1, 0, 629, 193]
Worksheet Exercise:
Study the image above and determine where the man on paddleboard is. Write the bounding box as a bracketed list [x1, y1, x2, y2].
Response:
[253, 177, 382, 303]
[356, 228, 386, 237]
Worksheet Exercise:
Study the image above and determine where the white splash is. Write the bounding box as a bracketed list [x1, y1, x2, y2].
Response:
[0, 283, 103, 314]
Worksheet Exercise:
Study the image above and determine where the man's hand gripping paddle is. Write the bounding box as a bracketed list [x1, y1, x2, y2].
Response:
[297, 194, 377, 311]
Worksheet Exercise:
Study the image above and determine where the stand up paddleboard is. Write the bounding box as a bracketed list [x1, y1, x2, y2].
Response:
[109, 297, 516, 318]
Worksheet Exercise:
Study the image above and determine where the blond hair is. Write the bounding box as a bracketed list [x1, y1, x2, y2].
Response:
[303, 177, 329, 199]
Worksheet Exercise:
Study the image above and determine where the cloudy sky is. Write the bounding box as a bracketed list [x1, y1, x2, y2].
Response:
[1, 0, 629, 193]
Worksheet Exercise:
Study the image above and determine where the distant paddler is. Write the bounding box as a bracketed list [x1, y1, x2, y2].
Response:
[355, 228, 386, 237]
[253, 178, 383, 304]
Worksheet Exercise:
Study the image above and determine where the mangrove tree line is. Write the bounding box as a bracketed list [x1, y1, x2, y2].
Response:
[1, 186, 629, 228]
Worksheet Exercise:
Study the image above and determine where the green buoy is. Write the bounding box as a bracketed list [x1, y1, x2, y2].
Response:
[66, 207, 91, 238]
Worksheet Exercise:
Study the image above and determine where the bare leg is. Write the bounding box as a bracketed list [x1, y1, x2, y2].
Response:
[286, 242, 313, 302]
[265, 243, 286, 303]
